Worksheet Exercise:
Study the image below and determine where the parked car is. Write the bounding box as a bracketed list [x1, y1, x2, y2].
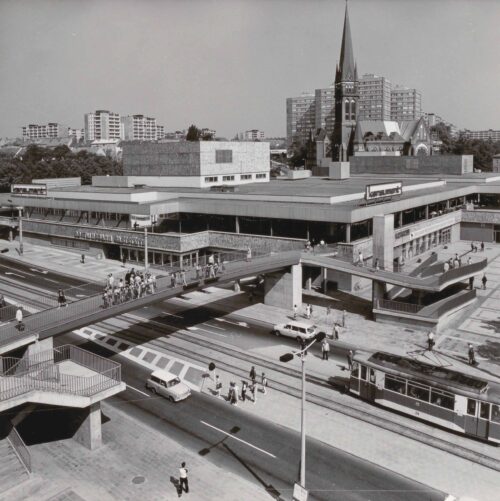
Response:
[272, 321, 317, 342]
[145, 370, 191, 402]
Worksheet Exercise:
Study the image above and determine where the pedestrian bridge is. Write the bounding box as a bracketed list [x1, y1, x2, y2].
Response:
[0, 249, 487, 354]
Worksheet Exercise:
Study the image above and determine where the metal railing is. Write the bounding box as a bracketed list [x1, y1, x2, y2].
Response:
[0, 345, 121, 402]
[433, 289, 477, 319]
[375, 299, 422, 315]
[7, 426, 31, 473]
[0, 250, 284, 348]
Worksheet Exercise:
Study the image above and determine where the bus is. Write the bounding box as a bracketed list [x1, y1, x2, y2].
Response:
[349, 350, 500, 443]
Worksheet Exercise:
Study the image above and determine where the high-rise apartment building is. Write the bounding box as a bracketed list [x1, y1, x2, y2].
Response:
[286, 93, 316, 146]
[314, 87, 336, 139]
[358, 74, 392, 120]
[237, 129, 265, 141]
[22, 123, 69, 140]
[390, 86, 422, 121]
[459, 129, 500, 141]
[121, 115, 163, 141]
[84, 110, 121, 141]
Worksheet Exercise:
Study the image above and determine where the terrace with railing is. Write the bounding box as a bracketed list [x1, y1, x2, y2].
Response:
[0, 345, 124, 411]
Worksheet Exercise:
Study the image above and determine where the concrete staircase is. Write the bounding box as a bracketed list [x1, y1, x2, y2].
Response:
[0, 438, 29, 495]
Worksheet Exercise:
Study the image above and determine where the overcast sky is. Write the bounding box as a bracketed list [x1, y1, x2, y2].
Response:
[0, 0, 499, 138]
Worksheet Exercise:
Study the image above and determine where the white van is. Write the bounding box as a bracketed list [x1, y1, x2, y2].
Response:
[145, 370, 191, 402]
[272, 321, 317, 342]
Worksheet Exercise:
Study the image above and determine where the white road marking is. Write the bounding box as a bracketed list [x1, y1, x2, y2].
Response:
[215, 318, 249, 328]
[75, 294, 87, 298]
[200, 420, 276, 458]
[127, 384, 150, 397]
[5, 272, 25, 278]
[187, 326, 226, 337]
[187, 326, 198, 331]
[29, 268, 48, 274]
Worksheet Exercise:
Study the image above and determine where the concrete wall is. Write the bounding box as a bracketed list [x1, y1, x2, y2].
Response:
[264, 264, 302, 310]
[372, 214, 394, 268]
[208, 232, 304, 253]
[460, 222, 494, 242]
[350, 155, 473, 175]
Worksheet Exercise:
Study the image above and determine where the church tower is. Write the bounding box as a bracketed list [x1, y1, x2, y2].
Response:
[332, 3, 359, 161]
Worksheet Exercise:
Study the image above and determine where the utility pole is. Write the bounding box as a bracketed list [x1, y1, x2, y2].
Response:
[144, 227, 148, 271]
[17, 207, 23, 255]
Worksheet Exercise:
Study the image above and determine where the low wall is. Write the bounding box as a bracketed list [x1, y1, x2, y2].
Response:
[208, 231, 305, 253]
[350, 155, 473, 175]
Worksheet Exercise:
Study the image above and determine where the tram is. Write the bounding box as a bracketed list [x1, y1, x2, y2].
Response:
[349, 350, 500, 443]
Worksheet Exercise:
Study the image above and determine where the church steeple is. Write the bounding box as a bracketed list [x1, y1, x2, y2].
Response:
[336, 2, 356, 83]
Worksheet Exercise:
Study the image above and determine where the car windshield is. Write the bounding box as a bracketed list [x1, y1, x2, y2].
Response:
[307, 328, 315, 334]
[168, 377, 181, 387]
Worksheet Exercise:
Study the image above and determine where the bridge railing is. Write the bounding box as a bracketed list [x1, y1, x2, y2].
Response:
[0, 345, 121, 402]
[0, 250, 278, 348]
[374, 299, 422, 315]
[7, 426, 31, 473]
[438, 258, 487, 286]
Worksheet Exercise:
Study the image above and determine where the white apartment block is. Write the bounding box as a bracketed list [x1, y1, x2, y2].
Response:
[315, 87, 335, 139]
[460, 129, 500, 141]
[22, 123, 69, 140]
[390, 86, 422, 121]
[84, 110, 121, 141]
[286, 93, 316, 146]
[121, 115, 164, 141]
[237, 129, 265, 141]
[359, 74, 392, 120]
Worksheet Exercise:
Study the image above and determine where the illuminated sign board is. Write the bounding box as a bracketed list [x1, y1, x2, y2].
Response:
[11, 184, 47, 197]
[365, 182, 402, 201]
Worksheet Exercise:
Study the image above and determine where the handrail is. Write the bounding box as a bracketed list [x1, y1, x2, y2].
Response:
[375, 299, 422, 314]
[438, 258, 487, 285]
[7, 425, 31, 473]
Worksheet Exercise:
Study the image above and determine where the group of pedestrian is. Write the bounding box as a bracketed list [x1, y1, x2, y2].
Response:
[215, 366, 268, 405]
[469, 273, 488, 290]
[102, 269, 156, 308]
[470, 241, 484, 253]
[292, 303, 314, 320]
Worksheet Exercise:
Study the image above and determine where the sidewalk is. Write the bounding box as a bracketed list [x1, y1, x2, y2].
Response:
[3, 401, 271, 501]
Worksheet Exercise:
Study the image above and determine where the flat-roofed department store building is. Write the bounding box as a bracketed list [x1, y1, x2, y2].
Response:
[3, 141, 500, 288]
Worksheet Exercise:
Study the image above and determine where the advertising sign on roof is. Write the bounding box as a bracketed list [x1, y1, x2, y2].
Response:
[365, 182, 402, 201]
[11, 184, 47, 197]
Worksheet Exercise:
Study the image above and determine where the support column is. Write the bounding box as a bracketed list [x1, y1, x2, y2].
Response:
[345, 223, 351, 243]
[425, 205, 429, 220]
[398, 212, 403, 228]
[74, 402, 102, 450]
[322, 267, 327, 294]
[264, 264, 302, 310]
[26, 337, 54, 361]
[372, 280, 387, 308]
[372, 214, 395, 270]
[235, 216, 240, 234]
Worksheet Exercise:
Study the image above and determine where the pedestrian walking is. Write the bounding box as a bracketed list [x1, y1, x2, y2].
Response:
[249, 366, 256, 383]
[80, 254, 85, 264]
[250, 381, 257, 403]
[305, 304, 311, 319]
[215, 375, 222, 397]
[15, 307, 23, 329]
[471, 242, 475, 253]
[342, 309, 346, 328]
[443, 261, 449, 273]
[469, 276, 474, 290]
[246, 247, 252, 262]
[326, 305, 331, 316]
[427, 331, 435, 351]
[179, 462, 189, 494]
[181, 270, 187, 286]
[321, 339, 330, 360]
[482, 273, 487, 290]
[232, 383, 239, 405]
[293, 304, 298, 320]
[333, 323, 340, 340]
[347, 350, 354, 371]
[467, 257, 472, 266]
[468, 344, 476, 366]
[261, 373, 268, 395]
[241, 381, 247, 402]
[107, 273, 114, 289]
[481, 241, 485, 252]
[57, 289, 67, 307]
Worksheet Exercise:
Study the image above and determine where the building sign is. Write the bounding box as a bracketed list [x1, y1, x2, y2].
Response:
[11, 184, 47, 197]
[130, 214, 156, 228]
[75, 230, 145, 247]
[395, 228, 410, 240]
[365, 182, 403, 201]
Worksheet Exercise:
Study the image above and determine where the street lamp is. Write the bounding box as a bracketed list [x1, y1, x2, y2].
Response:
[280, 331, 326, 498]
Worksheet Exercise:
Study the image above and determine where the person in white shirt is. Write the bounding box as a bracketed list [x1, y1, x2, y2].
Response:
[179, 462, 189, 493]
[16, 307, 23, 329]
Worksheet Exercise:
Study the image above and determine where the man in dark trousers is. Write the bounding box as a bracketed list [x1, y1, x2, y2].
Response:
[179, 462, 189, 494]
[469, 276, 474, 290]
[481, 241, 485, 252]
[347, 350, 354, 371]
[427, 331, 435, 351]
[482, 273, 488, 290]
[249, 366, 256, 384]
[468, 344, 476, 366]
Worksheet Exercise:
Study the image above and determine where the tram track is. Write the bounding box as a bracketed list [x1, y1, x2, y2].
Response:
[97, 315, 500, 473]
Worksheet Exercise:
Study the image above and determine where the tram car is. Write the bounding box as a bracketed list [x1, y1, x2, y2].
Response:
[349, 350, 500, 443]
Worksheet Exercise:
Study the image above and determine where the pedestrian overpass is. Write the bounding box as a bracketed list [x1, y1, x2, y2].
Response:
[0, 248, 487, 355]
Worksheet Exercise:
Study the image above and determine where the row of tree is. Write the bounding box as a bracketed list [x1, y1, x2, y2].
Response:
[0, 145, 122, 191]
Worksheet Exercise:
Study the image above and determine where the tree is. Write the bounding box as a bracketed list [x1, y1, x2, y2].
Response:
[288, 136, 307, 168]
[186, 125, 201, 141]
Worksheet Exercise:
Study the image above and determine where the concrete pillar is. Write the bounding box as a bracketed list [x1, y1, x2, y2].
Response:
[74, 402, 102, 450]
[235, 216, 240, 234]
[372, 214, 395, 270]
[234, 280, 241, 292]
[345, 223, 351, 243]
[305, 277, 312, 291]
[26, 337, 54, 362]
[322, 267, 327, 294]
[269, 220, 273, 236]
[8, 229, 12, 242]
[425, 205, 429, 219]
[398, 212, 403, 228]
[264, 264, 302, 310]
[372, 280, 386, 308]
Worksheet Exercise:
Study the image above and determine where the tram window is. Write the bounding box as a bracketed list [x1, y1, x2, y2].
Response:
[430, 390, 454, 410]
[492, 405, 500, 423]
[466, 399, 477, 416]
[480, 402, 490, 419]
[385, 375, 406, 394]
[351, 363, 359, 378]
[361, 365, 367, 381]
[407, 383, 430, 402]
[369, 369, 376, 383]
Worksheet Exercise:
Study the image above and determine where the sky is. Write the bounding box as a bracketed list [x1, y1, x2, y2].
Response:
[0, 0, 499, 139]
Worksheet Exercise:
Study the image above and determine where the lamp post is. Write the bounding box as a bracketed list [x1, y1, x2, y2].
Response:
[280, 331, 325, 496]
[144, 227, 148, 271]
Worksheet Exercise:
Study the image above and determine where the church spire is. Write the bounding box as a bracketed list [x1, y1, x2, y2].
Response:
[338, 2, 356, 82]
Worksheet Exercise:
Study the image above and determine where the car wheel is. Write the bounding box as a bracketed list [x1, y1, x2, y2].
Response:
[150, 387, 156, 394]
[168, 396, 175, 403]
[274, 330, 281, 336]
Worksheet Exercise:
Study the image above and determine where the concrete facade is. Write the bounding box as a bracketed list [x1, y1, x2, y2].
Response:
[73, 402, 102, 450]
[264, 264, 302, 310]
[372, 214, 395, 269]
